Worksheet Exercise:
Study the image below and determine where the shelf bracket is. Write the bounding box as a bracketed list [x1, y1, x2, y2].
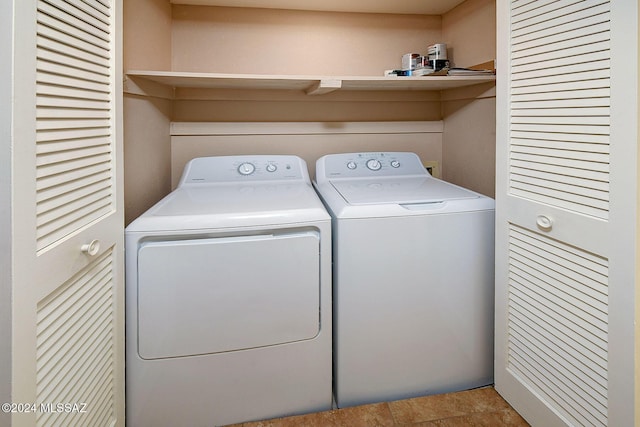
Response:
[124, 75, 175, 100]
[305, 78, 342, 95]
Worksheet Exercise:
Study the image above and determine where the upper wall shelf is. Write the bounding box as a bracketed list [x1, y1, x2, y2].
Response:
[168, 0, 467, 15]
[125, 70, 496, 97]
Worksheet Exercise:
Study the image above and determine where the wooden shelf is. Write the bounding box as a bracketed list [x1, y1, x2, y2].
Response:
[168, 0, 467, 16]
[125, 70, 496, 98]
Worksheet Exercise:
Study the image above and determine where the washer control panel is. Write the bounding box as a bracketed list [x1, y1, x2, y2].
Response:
[316, 152, 428, 182]
[179, 155, 309, 185]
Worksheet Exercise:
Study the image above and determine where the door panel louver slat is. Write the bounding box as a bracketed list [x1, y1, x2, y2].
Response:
[507, 332, 606, 412]
[509, 326, 607, 413]
[511, 2, 609, 33]
[510, 158, 607, 180]
[36, 251, 116, 427]
[36, 174, 109, 211]
[39, 0, 110, 41]
[510, 137, 609, 152]
[37, 118, 111, 132]
[37, 179, 112, 216]
[510, 173, 608, 203]
[510, 130, 608, 144]
[37, 61, 111, 85]
[510, 169, 609, 192]
[510, 181, 608, 213]
[35, 0, 114, 253]
[513, 0, 586, 21]
[509, 312, 607, 387]
[61, 0, 111, 25]
[37, 14, 110, 54]
[511, 151, 608, 173]
[37, 171, 112, 206]
[512, 54, 609, 80]
[512, 20, 609, 53]
[37, 95, 111, 111]
[509, 189, 606, 218]
[36, 163, 111, 191]
[511, 79, 610, 96]
[507, 224, 608, 426]
[37, 72, 110, 94]
[36, 36, 109, 70]
[37, 153, 112, 180]
[36, 135, 112, 153]
[510, 259, 607, 327]
[507, 334, 606, 425]
[36, 190, 111, 232]
[511, 40, 609, 68]
[37, 48, 109, 77]
[511, 70, 610, 88]
[511, 88, 610, 103]
[509, 278, 607, 357]
[509, 0, 610, 220]
[36, 83, 111, 102]
[37, 107, 111, 119]
[510, 97, 609, 111]
[36, 126, 111, 142]
[511, 114, 609, 126]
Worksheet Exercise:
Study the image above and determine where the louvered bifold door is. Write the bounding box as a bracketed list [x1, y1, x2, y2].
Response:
[495, 1, 620, 426]
[11, 0, 124, 426]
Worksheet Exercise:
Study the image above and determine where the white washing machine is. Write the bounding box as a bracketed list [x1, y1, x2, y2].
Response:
[125, 155, 332, 427]
[314, 152, 495, 408]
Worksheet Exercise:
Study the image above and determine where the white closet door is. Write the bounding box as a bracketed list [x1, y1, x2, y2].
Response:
[10, 0, 124, 426]
[495, 1, 637, 426]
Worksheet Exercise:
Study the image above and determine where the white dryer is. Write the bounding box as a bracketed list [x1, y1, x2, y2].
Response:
[125, 155, 332, 427]
[314, 152, 495, 408]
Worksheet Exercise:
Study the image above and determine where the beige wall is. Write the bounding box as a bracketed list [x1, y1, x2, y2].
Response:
[171, 6, 441, 75]
[441, 85, 495, 198]
[123, 96, 173, 224]
[441, 0, 496, 197]
[441, 0, 496, 69]
[123, 0, 173, 225]
[124, 0, 172, 70]
[172, 90, 442, 123]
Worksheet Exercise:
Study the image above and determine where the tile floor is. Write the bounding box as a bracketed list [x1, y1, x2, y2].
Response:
[228, 386, 530, 426]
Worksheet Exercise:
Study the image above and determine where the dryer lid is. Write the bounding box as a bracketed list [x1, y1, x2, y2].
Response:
[331, 176, 479, 205]
[125, 181, 329, 232]
[150, 182, 321, 216]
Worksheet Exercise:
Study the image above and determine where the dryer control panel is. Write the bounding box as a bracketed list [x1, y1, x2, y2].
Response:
[179, 155, 310, 185]
[316, 152, 428, 183]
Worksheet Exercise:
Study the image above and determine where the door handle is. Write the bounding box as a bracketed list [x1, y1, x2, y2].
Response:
[81, 239, 101, 256]
[536, 215, 553, 231]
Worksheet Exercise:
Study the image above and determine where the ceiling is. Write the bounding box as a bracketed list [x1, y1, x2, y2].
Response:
[169, 0, 468, 15]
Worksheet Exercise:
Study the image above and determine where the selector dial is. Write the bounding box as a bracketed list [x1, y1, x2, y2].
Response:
[347, 161, 357, 170]
[237, 162, 256, 176]
[390, 160, 400, 168]
[266, 163, 277, 172]
[366, 159, 382, 171]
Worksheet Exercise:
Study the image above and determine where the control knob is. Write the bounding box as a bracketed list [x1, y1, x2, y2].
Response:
[237, 162, 256, 175]
[366, 159, 382, 171]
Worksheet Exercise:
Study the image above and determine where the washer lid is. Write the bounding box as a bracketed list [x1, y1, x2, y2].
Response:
[331, 176, 479, 205]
